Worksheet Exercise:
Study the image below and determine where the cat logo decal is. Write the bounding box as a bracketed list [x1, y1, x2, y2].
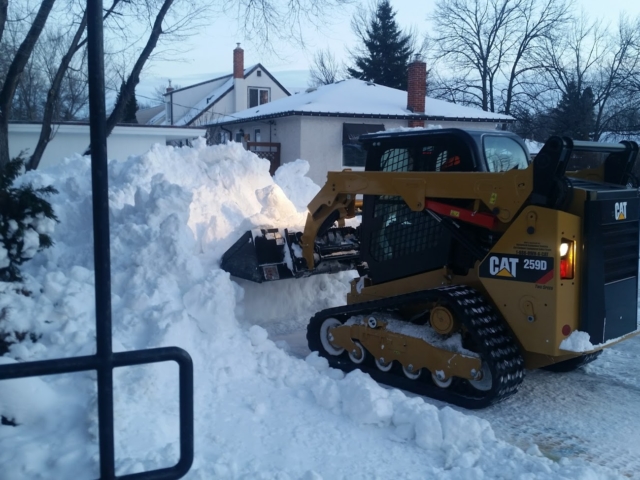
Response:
[615, 202, 627, 221]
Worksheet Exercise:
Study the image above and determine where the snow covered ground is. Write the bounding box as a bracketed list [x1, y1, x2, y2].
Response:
[0, 140, 637, 479]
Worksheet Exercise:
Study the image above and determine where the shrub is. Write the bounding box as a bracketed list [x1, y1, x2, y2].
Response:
[0, 155, 58, 282]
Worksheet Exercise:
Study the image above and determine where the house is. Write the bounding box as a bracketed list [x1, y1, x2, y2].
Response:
[9, 122, 206, 169]
[206, 58, 515, 186]
[147, 44, 290, 128]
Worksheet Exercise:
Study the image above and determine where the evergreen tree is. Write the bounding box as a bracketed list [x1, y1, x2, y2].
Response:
[0, 155, 58, 282]
[551, 81, 595, 140]
[347, 0, 414, 90]
[115, 82, 139, 124]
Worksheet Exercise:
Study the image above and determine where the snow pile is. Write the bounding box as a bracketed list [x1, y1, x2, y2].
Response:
[0, 140, 623, 478]
[560, 330, 595, 352]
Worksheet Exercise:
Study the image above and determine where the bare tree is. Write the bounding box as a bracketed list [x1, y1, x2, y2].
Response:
[26, 11, 88, 170]
[231, 0, 352, 49]
[429, 0, 570, 115]
[148, 82, 181, 105]
[309, 49, 344, 87]
[104, 0, 177, 139]
[0, 0, 57, 167]
[534, 14, 640, 139]
[26, 0, 131, 170]
[0, 0, 8, 44]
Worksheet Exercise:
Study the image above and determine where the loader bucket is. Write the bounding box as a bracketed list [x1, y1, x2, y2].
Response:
[221, 226, 364, 283]
[221, 229, 296, 283]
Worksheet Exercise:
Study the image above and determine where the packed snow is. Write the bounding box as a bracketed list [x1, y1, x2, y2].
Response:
[560, 330, 595, 352]
[0, 139, 636, 479]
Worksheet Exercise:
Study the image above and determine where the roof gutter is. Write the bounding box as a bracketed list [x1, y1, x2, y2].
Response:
[209, 110, 515, 127]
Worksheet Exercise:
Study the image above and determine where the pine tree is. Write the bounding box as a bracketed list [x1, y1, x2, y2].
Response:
[551, 81, 595, 140]
[347, 0, 414, 90]
[0, 155, 58, 282]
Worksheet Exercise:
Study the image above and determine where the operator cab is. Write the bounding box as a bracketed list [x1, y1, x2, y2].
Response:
[357, 128, 529, 284]
[360, 128, 530, 173]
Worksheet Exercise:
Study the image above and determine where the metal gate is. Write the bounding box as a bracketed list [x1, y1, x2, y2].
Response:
[0, 2, 194, 479]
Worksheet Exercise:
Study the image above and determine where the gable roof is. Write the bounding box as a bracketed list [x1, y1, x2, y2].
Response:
[148, 63, 291, 126]
[208, 79, 513, 126]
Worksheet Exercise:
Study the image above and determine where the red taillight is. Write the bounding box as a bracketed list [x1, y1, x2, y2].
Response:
[562, 324, 571, 336]
[560, 259, 570, 278]
[560, 240, 575, 280]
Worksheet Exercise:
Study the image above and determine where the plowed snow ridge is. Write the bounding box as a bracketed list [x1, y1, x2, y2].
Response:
[0, 140, 634, 479]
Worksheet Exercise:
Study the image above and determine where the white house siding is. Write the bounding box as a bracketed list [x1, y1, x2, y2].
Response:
[294, 118, 503, 186]
[174, 69, 290, 128]
[243, 69, 289, 106]
[220, 117, 504, 187]
[297, 117, 403, 185]
[273, 117, 302, 172]
[192, 93, 235, 127]
[9, 123, 205, 169]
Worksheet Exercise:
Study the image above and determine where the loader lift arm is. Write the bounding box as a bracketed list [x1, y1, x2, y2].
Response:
[299, 135, 639, 271]
[300, 167, 533, 270]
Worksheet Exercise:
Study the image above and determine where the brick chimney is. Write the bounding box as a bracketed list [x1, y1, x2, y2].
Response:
[165, 80, 174, 125]
[233, 43, 244, 79]
[407, 55, 427, 128]
[233, 44, 246, 111]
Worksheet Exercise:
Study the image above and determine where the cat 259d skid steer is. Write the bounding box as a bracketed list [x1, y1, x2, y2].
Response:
[222, 128, 640, 409]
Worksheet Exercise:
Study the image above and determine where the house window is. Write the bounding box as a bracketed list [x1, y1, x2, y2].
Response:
[235, 130, 244, 142]
[342, 123, 385, 167]
[249, 88, 270, 108]
[255, 129, 261, 142]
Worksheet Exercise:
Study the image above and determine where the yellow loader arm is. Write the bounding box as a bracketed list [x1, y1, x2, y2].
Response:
[300, 167, 533, 270]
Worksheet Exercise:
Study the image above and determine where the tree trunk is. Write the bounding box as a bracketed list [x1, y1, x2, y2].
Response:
[26, 1, 123, 169]
[0, 0, 9, 45]
[26, 11, 88, 171]
[86, 0, 174, 154]
[0, 0, 56, 167]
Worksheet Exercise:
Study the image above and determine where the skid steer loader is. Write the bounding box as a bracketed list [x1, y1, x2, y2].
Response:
[222, 128, 640, 408]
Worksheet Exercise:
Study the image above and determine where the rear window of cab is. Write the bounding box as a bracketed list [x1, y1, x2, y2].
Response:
[483, 136, 529, 172]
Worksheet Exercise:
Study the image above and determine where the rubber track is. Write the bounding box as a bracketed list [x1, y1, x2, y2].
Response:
[307, 285, 525, 409]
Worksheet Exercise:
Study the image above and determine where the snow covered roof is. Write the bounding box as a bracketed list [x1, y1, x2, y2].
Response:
[136, 105, 164, 125]
[209, 79, 513, 125]
[148, 64, 290, 126]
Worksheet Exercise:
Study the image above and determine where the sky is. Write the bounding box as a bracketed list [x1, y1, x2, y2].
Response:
[2, 138, 639, 478]
[137, 0, 640, 105]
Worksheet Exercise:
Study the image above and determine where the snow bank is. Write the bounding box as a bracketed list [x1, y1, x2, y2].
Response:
[560, 330, 595, 352]
[0, 140, 622, 479]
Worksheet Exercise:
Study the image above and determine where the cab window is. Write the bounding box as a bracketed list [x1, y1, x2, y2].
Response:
[483, 136, 529, 172]
[377, 136, 473, 173]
